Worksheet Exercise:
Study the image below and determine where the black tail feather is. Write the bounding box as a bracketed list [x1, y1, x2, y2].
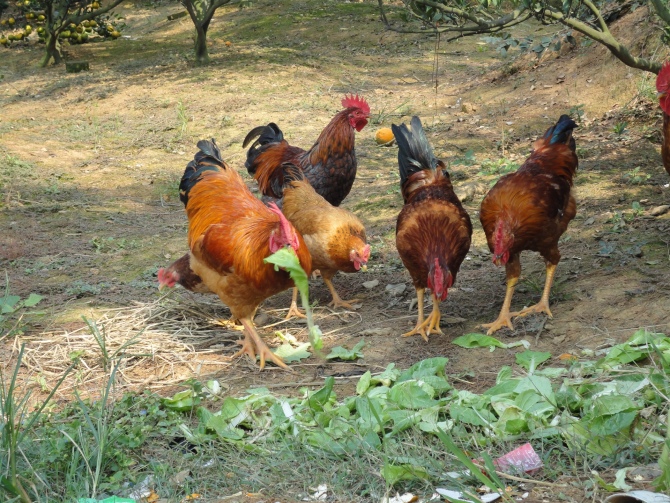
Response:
[392, 116, 439, 187]
[243, 123, 284, 175]
[545, 114, 577, 149]
[179, 138, 225, 207]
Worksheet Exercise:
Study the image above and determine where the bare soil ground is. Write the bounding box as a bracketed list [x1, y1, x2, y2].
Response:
[1, 1, 670, 497]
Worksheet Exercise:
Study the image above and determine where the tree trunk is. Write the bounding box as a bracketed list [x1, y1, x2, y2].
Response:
[194, 22, 210, 65]
[40, 32, 62, 67]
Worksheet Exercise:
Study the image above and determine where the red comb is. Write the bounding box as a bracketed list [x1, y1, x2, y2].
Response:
[656, 61, 670, 93]
[342, 94, 370, 115]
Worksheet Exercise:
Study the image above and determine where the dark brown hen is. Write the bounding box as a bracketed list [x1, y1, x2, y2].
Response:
[479, 115, 578, 335]
[393, 116, 472, 341]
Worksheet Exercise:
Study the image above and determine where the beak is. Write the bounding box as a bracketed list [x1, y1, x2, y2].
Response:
[360, 264, 367, 272]
[658, 91, 667, 98]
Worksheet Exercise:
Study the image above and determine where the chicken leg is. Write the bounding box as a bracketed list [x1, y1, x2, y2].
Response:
[481, 256, 521, 335]
[512, 263, 556, 319]
[285, 287, 306, 320]
[403, 290, 443, 341]
[232, 318, 289, 370]
[480, 277, 518, 335]
[323, 277, 359, 310]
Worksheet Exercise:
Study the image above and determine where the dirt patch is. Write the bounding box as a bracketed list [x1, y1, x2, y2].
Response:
[1, 0, 670, 497]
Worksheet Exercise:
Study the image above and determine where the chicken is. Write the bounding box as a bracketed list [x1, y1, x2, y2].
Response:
[278, 163, 370, 317]
[479, 114, 578, 335]
[179, 139, 312, 369]
[158, 254, 210, 294]
[656, 61, 670, 176]
[242, 94, 370, 207]
[393, 117, 472, 341]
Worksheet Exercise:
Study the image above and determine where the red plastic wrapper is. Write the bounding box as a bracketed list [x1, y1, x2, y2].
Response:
[493, 443, 543, 474]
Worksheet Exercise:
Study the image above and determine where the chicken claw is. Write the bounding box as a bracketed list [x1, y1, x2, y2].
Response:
[233, 319, 290, 370]
[513, 300, 553, 319]
[480, 314, 515, 336]
[513, 263, 556, 321]
[324, 278, 359, 310]
[402, 323, 429, 342]
[403, 291, 442, 341]
[285, 288, 306, 320]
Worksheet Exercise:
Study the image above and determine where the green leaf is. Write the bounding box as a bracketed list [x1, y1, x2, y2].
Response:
[388, 380, 438, 409]
[326, 340, 365, 360]
[397, 357, 448, 382]
[381, 463, 429, 485]
[496, 365, 512, 383]
[515, 376, 556, 405]
[264, 247, 322, 351]
[371, 363, 400, 387]
[591, 395, 638, 417]
[23, 293, 43, 307]
[356, 371, 372, 395]
[516, 350, 552, 371]
[308, 376, 334, 412]
[272, 342, 311, 363]
[204, 414, 245, 440]
[162, 389, 200, 412]
[450, 404, 496, 427]
[452, 333, 505, 349]
[220, 397, 248, 421]
[0, 295, 20, 314]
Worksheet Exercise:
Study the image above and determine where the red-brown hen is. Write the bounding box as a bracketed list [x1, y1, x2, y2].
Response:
[479, 115, 578, 335]
[393, 116, 472, 341]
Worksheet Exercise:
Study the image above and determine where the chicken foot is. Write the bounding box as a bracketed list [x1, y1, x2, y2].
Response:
[481, 276, 518, 335]
[513, 263, 556, 319]
[285, 287, 307, 320]
[232, 318, 289, 370]
[403, 290, 443, 341]
[324, 278, 359, 310]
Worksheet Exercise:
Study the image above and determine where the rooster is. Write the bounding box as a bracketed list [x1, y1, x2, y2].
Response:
[656, 62, 670, 176]
[393, 117, 472, 341]
[242, 94, 370, 207]
[479, 115, 578, 335]
[178, 139, 312, 370]
[278, 163, 370, 317]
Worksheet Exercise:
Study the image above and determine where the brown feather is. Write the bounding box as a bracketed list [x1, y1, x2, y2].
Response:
[480, 123, 578, 264]
[281, 176, 367, 280]
[184, 162, 311, 320]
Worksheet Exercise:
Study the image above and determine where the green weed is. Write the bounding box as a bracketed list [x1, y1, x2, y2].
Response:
[613, 121, 627, 135]
[622, 167, 651, 185]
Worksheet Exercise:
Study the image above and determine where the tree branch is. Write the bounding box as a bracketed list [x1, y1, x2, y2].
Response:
[543, 6, 661, 73]
[378, 0, 531, 37]
[68, 0, 125, 26]
[583, 0, 609, 33]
